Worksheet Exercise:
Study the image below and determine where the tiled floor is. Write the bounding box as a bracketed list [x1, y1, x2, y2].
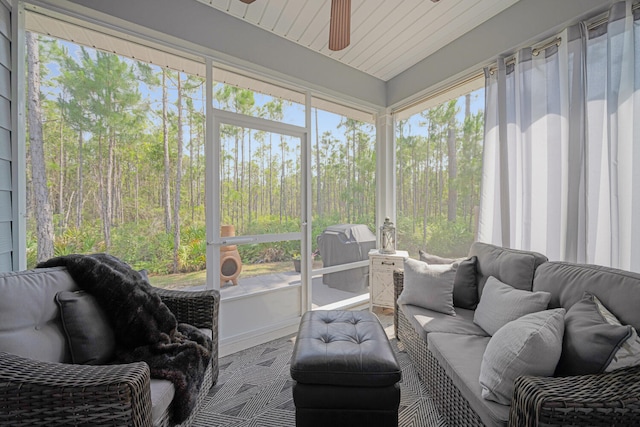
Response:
[191, 308, 445, 427]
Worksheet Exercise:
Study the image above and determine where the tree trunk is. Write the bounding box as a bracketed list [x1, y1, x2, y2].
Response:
[104, 131, 114, 248]
[248, 129, 252, 226]
[447, 118, 457, 222]
[58, 115, 64, 230]
[96, 132, 108, 247]
[173, 73, 183, 274]
[76, 130, 83, 228]
[189, 107, 194, 222]
[162, 69, 172, 233]
[464, 93, 472, 223]
[26, 32, 55, 262]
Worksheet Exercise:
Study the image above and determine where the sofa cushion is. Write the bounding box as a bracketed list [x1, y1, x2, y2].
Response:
[398, 258, 456, 316]
[470, 242, 548, 296]
[150, 378, 176, 424]
[473, 276, 551, 336]
[55, 290, 116, 364]
[453, 256, 478, 309]
[399, 304, 488, 341]
[0, 267, 78, 363]
[479, 309, 565, 405]
[198, 328, 213, 340]
[556, 293, 633, 376]
[427, 333, 510, 427]
[533, 261, 640, 330]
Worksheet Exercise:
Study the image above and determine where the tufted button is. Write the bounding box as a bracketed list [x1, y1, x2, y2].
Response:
[34, 325, 41, 330]
[318, 334, 333, 344]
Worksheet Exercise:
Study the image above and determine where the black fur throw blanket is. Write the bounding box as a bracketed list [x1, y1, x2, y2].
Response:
[38, 253, 212, 423]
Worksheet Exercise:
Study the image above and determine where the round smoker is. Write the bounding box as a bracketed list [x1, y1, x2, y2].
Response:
[220, 225, 242, 286]
[220, 249, 242, 285]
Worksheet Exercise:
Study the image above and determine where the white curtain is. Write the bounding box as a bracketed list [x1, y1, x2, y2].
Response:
[479, 1, 640, 271]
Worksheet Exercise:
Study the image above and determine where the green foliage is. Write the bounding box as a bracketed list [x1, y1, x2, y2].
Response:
[26, 36, 478, 281]
[398, 216, 474, 258]
[395, 90, 484, 259]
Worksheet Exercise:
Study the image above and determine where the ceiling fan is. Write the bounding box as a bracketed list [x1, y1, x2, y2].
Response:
[239, 0, 352, 51]
[239, 0, 441, 51]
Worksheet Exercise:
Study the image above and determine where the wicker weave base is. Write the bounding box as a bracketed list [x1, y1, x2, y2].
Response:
[394, 269, 640, 427]
[398, 308, 484, 426]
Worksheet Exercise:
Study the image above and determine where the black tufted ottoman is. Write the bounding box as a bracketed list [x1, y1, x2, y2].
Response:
[290, 310, 401, 427]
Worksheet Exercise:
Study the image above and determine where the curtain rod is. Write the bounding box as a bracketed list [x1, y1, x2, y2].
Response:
[489, 1, 640, 76]
[588, 2, 640, 30]
[395, 2, 639, 114]
[392, 71, 484, 116]
[487, 37, 561, 75]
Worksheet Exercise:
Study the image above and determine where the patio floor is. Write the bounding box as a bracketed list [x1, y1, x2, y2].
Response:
[185, 270, 371, 309]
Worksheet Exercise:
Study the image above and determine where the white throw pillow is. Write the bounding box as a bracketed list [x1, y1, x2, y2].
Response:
[479, 308, 566, 405]
[397, 258, 456, 316]
[473, 276, 551, 335]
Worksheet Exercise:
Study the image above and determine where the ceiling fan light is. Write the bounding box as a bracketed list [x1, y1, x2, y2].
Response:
[329, 0, 350, 51]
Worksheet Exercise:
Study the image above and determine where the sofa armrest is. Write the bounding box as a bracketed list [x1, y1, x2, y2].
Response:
[393, 269, 405, 340]
[509, 365, 640, 426]
[155, 288, 220, 330]
[0, 352, 152, 426]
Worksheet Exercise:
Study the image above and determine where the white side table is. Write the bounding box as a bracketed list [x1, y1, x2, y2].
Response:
[368, 249, 408, 311]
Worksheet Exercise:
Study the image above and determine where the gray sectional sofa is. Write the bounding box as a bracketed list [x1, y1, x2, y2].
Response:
[394, 242, 640, 426]
[0, 265, 219, 426]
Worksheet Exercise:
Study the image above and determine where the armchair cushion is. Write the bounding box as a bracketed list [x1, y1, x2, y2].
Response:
[55, 290, 115, 364]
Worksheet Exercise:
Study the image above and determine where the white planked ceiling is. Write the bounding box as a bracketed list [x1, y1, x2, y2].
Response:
[198, 0, 520, 81]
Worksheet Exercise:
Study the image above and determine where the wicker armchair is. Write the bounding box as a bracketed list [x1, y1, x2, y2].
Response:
[393, 269, 640, 426]
[0, 286, 220, 427]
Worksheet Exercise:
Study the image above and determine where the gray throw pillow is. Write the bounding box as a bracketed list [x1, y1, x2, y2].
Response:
[480, 308, 565, 405]
[555, 293, 633, 376]
[55, 290, 116, 364]
[397, 258, 456, 316]
[597, 295, 640, 372]
[453, 256, 478, 309]
[418, 250, 463, 265]
[473, 276, 551, 335]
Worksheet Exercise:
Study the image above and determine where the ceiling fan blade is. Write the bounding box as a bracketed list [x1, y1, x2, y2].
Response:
[329, 0, 350, 51]
[239, 0, 256, 4]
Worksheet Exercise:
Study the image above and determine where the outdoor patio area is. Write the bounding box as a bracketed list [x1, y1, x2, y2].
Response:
[186, 270, 370, 309]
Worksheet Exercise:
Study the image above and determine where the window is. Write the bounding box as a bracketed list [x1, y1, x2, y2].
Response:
[26, 33, 208, 281]
[395, 84, 484, 257]
[25, 14, 378, 310]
